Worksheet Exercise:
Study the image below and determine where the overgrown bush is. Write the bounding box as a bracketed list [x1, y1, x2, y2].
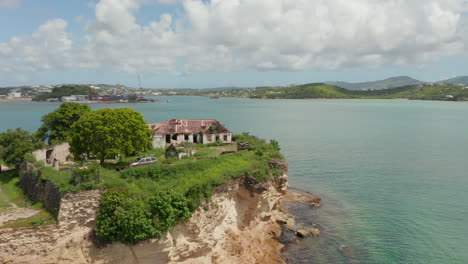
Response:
[95, 191, 155, 243]
[95, 190, 192, 243]
[149, 191, 191, 238]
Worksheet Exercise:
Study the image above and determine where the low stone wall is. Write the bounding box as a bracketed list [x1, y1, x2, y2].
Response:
[19, 167, 62, 216]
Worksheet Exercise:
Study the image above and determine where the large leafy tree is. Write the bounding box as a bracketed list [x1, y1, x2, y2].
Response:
[36, 102, 91, 144]
[0, 128, 44, 169]
[69, 108, 152, 165]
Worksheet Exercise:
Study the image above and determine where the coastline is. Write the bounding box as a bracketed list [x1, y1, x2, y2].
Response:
[0, 168, 324, 264]
[0, 98, 32, 101]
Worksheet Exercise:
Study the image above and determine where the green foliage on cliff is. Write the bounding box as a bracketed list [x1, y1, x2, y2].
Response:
[95, 191, 156, 243]
[91, 133, 284, 244]
[95, 190, 192, 243]
[36, 103, 91, 144]
[32, 85, 96, 101]
[69, 108, 153, 165]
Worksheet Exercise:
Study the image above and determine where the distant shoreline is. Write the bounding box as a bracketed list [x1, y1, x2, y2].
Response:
[0, 97, 32, 101]
[0, 98, 168, 104]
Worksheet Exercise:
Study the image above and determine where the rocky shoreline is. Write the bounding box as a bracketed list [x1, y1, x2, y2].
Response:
[0, 166, 322, 264]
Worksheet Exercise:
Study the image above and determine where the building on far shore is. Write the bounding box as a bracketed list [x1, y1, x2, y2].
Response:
[61, 95, 89, 102]
[7, 92, 21, 98]
[147, 119, 232, 149]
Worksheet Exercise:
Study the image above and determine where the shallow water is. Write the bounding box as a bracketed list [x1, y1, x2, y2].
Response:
[1, 97, 468, 263]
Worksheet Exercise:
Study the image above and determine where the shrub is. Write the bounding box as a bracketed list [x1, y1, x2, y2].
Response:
[149, 191, 191, 237]
[95, 191, 155, 244]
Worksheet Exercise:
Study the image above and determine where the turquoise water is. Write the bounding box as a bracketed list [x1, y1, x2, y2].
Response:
[1, 97, 468, 263]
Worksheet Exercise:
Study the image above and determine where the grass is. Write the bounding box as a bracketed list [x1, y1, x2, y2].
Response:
[0, 170, 25, 207]
[1, 210, 56, 229]
[0, 170, 56, 228]
[37, 133, 283, 197]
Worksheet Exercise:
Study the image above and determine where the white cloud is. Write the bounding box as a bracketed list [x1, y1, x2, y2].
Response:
[1, 0, 468, 74]
[0, 19, 73, 72]
[0, 0, 21, 9]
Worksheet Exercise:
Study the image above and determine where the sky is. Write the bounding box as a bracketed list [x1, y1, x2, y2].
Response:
[1, 0, 468, 88]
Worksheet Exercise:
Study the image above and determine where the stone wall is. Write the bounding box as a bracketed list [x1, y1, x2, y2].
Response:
[19, 167, 62, 216]
[32, 142, 70, 167]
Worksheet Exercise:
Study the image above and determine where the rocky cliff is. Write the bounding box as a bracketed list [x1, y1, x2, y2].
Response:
[0, 173, 289, 264]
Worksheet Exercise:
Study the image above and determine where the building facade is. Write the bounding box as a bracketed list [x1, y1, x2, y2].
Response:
[147, 119, 232, 149]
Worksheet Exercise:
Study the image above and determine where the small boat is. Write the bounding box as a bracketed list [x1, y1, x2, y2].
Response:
[210, 95, 220, 99]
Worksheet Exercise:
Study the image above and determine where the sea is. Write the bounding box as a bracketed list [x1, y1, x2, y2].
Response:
[1, 97, 468, 264]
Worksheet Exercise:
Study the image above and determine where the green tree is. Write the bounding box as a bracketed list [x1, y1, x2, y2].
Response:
[0, 128, 44, 169]
[69, 108, 152, 165]
[36, 103, 91, 144]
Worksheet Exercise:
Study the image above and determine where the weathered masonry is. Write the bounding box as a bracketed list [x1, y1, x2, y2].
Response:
[147, 119, 232, 149]
[32, 142, 70, 167]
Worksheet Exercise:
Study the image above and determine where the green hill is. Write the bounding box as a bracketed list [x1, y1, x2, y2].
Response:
[221, 83, 468, 101]
[437, 76, 468, 85]
[248, 83, 353, 99]
[326, 76, 423, 90]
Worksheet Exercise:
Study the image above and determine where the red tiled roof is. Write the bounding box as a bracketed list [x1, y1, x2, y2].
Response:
[148, 119, 231, 134]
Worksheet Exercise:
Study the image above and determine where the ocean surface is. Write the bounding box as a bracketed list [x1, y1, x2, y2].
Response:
[1, 97, 468, 264]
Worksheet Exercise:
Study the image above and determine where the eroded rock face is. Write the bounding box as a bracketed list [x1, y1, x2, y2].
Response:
[0, 174, 289, 264]
[0, 190, 102, 264]
[88, 174, 289, 264]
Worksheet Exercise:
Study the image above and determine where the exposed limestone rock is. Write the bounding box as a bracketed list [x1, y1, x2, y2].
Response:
[296, 229, 310, 238]
[311, 228, 321, 237]
[0, 174, 290, 264]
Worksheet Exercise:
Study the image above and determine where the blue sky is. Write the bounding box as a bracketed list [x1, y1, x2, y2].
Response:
[1, 0, 468, 88]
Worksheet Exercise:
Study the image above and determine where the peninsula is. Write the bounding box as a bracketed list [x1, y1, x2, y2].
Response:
[0, 104, 319, 263]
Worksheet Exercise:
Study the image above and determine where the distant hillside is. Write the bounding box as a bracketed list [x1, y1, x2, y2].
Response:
[248, 83, 353, 99]
[326, 76, 423, 90]
[437, 76, 468, 85]
[32, 85, 96, 101]
[218, 83, 468, 101]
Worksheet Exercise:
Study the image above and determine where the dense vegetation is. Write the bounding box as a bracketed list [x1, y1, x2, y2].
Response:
[35, 132, 283, 243]
[69, 108, 152, 165]
[32, 85, 96, 101]
[0, 128, 44, 169]
[36, 103, 91, 144]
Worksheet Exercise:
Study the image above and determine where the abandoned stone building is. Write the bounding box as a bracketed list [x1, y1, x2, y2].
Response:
[32, 142, 70, 167]
[146, 119, 232, 149]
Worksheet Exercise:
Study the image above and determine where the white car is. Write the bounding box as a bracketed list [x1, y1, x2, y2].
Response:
[130, 156, 157, 167]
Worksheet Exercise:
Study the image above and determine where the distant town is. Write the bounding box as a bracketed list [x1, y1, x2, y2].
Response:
[0, 84, 164, 103]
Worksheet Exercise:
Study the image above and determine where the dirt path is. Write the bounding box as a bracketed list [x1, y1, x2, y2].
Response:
[0, 208, 40, 226]
[0, 184, 39, 226]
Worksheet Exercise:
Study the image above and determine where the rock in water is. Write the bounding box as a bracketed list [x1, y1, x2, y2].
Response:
[285, 218, 296, 232]
[311, 228, 321, 237]
[296, 229, 310, 238]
